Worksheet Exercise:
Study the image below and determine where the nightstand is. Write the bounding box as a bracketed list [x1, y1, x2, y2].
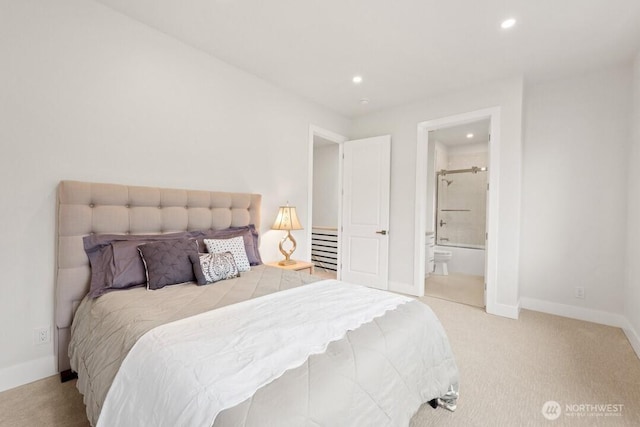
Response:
[265, 260, 315, 275]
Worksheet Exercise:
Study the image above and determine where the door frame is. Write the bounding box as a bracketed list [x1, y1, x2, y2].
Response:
[308, 125, 347, 279]
[414, 107, 500, 312]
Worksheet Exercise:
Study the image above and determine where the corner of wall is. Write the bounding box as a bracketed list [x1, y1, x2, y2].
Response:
[623, 324, 640, 360]
[623, 51, 640, 360]
[520, 297, 629, 329]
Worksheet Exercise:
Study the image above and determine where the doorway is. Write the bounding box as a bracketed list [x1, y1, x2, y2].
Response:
[414, 108, 501, 313]
[308, 125, 347, 279]
[426, 119, 490, 308]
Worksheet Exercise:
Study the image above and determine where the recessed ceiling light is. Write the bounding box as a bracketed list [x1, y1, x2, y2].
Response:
[352, 75, 363, 84]
[501, 18, 516, 29]
[359, 98, 370, 105]
[466, 133, 474, 139]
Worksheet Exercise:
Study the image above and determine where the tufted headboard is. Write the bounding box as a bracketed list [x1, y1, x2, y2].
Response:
[55, 180, 261, 375]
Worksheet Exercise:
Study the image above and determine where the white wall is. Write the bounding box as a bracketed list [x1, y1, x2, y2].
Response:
[446, 143, 489, 156]
[350, 77, 523, 313]
[625, 53, 640, 355]
[312, 143, 339, 228]
[0, 0, 349, 390]
[434, 141, 449, 172]
[519, 64, 632, 324]
[447, 151, 488, 169]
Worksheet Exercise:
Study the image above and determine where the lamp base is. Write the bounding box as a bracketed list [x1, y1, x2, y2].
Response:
[277, 230, 298, 266]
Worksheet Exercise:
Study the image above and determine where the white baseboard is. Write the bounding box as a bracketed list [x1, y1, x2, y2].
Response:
[520, 297, 628, 328]
[623, 323, 640, 360]
[519, 298, 640, 359]
[486, 301, 520, 319]
[0, 355, 56, 393]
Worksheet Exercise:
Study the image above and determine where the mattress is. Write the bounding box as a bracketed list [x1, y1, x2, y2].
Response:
[70, 265, 459, 426]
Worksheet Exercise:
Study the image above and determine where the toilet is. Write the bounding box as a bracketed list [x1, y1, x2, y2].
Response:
[433, 249, 453, 275]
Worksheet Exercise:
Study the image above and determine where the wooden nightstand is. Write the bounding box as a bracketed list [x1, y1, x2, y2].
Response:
[265, 260, 315, 275]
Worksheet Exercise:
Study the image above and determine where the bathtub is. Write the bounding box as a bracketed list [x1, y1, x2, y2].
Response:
[435, 245, 485, 276]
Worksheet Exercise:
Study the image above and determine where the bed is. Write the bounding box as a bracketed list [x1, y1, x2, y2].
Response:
[55, 180, 459, 426]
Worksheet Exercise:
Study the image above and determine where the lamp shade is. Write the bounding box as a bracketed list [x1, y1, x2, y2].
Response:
[271, 205, 303, 231]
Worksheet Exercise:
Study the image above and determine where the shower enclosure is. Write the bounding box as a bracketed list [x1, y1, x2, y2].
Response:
[436, 166, 487, 249]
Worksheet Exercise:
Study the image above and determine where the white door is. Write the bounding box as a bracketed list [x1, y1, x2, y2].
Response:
[341, 135, 391, 289]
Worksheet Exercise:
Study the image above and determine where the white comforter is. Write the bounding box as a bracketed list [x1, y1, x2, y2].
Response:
[97, 280, 413, 427]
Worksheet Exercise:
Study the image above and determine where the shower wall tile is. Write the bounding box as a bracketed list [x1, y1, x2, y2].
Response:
[448, 152, 488, 170]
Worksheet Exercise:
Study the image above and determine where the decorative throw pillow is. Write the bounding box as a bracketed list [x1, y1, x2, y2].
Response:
[138, 239, 199, 290]
[204, 236, 251, 272]
[196, 225, 263, 266]
[189, 252, 240, 285]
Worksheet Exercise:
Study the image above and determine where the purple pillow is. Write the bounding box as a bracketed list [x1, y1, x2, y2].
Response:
[197, 225, 262, 266]
[138, 239, 199, 290]
[84, 231, 204, 298]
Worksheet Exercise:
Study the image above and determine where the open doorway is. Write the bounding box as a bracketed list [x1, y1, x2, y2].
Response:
[308, 125, 347, 279]
[414, 107, 501, 313]
[425, 119, 490, 308]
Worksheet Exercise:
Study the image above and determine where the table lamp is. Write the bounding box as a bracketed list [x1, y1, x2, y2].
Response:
[271, 204, 303, 265]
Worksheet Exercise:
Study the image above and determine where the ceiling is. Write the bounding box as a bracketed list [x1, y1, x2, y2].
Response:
[95, 0, 640, 118]
[430, 119, 490, 146]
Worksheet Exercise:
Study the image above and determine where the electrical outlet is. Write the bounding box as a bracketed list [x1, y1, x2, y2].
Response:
[34, 327, 50, 345]
[574, 287, 585, 299]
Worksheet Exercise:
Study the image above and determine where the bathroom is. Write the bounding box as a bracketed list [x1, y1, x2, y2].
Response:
[425, 119, 489, 308]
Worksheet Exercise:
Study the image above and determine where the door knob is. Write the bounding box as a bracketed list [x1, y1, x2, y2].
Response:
[439, 219, 447, 227]
[375, 230, 387, 235]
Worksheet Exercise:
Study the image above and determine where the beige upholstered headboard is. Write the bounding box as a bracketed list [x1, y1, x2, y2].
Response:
[55, 180, 261, 376]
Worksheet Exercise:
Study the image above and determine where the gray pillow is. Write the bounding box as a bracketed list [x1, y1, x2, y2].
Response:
[189, 252, 240, 285]
[84, 231, 204, 298]
[138, 239, 199, 290]
[110, 240, 154, 288]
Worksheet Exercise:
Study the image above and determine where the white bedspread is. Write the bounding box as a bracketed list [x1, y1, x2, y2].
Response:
[96, 280, 413, 427]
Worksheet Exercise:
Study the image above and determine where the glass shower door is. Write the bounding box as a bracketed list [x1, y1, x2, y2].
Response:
[436, 169, 487, 249]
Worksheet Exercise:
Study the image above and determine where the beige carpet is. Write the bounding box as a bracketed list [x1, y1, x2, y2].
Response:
[0, 374, 88, 427]
[425, 273, 485, 308]
[412, 297, 640, 426]
[1, 297, 639, 426]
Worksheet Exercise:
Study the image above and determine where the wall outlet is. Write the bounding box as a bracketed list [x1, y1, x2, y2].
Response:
[574, 287, 585, 299]
[34, 327, 50, 345]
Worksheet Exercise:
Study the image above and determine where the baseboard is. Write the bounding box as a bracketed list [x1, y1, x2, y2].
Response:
[486, 301, 520, 319]
[0, 355, 56, 393]
[623, 323, 640, 360]
[520, 297, 628, 328]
